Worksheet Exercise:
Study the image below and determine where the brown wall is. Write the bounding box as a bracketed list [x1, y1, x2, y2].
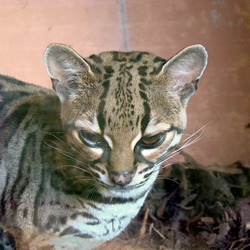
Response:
[0, 0, 249, 165]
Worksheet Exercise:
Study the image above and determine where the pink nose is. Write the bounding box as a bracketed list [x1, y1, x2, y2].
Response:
[109, 171, 134, 186]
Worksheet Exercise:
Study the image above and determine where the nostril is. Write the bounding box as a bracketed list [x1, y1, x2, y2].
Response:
[109, 171, 134, 186]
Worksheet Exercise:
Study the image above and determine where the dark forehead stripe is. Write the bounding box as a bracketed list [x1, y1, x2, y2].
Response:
[93, 51, 157, 133]
[97, 66, 114, 133]
[138, 71, 151, 133]
[108, 56, 137, 131]
[141, 102, 150, 133]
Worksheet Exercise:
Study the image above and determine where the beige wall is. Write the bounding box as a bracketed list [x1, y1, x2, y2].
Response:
[0, 0, 249, 165]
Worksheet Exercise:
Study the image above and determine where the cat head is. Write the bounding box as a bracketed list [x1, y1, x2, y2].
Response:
[44, 43, 207, 190]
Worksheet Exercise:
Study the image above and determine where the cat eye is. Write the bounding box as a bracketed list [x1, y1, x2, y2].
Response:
[140, 132, 166, 149]
[78, 131, 104, 148]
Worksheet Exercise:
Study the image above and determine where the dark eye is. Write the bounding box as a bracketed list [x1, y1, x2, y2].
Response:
[78, 131, 104, 148]
[140, 133, 166, 149]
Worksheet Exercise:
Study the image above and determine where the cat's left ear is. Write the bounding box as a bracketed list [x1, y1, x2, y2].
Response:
[44, 43, 94, 102]
[162, 44, 208, 105]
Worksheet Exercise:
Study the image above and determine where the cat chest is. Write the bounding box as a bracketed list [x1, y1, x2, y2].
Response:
[64, 201, 142, 239]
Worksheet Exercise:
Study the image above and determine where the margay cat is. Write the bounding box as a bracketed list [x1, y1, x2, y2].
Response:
[0, 44, 207, 249]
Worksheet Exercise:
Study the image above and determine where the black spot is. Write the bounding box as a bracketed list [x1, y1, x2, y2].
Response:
[112, 52, 127, 62]
[86, 220, 100, 226]
[104, 66, 115, 74]
[89, 54, 103, 64]
[45, 215, 57, 229]
[70, 213, 77, 220]
[139, 83, 146, 91]
[129, 53, 142, 62]
[60, 227, 81, 236]
[153, 56, 166, 63]
[144, 172, 152, 179]
[59, 216, 67, 225]
[138, 66, 148, 76]
[140, 78, 152, 85]
[87, 62, 102, 74]
[176, 127, 184, 134]
[139, 91, 148, 101]
[108, 117, 112, 126]
[76, 233, 93, 239]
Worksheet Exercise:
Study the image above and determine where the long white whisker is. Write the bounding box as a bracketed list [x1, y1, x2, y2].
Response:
[155, 124, 207, 171]
[182, 122, 210, 143]
[160, 132, 203, 164]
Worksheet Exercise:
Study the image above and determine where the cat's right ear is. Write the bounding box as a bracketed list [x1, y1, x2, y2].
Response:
[44, 43, 94, 102]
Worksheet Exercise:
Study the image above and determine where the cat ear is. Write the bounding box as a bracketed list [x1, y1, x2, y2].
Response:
[162, 44, 208, 105]
[44, 43, 94, 102]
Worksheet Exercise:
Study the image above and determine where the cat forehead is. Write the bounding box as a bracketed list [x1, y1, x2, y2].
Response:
[86, 51, 166, 72]
[67, 52, 182, 134]
[83, 51, 168, 133]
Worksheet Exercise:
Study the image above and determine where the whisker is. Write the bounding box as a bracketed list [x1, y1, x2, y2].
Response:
[55, 164, 90, 174]
[71, 177, 93, 187]
[43, 140, 86, 167]
[155, 123, 208, 171]
[159, 133, 203, 166]
[43, 131, 67, 145]
[43, 131, 90, 163]
[182, 122, 211, 143]
[85, 184, 99, 199]
[156, 175, 180, 185]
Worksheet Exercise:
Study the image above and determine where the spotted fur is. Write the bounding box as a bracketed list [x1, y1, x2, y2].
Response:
[0, 44, 207, 249]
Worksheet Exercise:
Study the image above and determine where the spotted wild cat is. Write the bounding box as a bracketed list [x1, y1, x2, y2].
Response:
[0, 44, 207, 249]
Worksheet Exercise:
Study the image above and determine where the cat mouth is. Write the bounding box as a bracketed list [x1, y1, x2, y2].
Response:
[98, 181, 144, 191]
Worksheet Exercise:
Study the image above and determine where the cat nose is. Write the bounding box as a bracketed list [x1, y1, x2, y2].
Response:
[109, 171, 134, 186]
